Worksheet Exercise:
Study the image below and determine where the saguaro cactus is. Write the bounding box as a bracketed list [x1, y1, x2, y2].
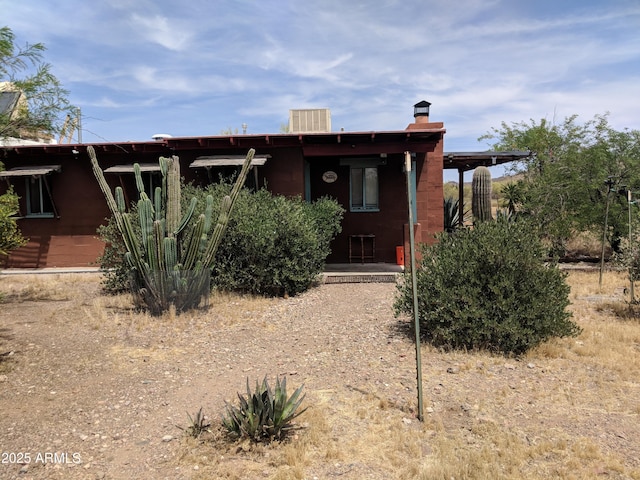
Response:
[472, 166, 493, 223]
[89, 146, 255, 314]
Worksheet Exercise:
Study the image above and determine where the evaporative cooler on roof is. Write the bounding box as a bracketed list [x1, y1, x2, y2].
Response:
[288, 108, 331, 133]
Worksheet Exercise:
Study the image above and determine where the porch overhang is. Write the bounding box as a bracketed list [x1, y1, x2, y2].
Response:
[0, 165, 62, 177]
[190, 155, 270, 168]
[444, 150, 531, 172]
[103, 164, 162, 174]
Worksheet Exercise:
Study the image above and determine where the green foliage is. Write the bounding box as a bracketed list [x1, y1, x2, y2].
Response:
[443, 197, 463, 232]
[186, 182, 343, 296]
[0, 26, 73, 139]
[613, 218, 640, 299]
[471, 166, 493, 223]
[498, 181, 525, 216]
[98, 181, 343, 298]
[394, 218, 580, 355]
[0, 180, 26, 256]
[177, 407, 211, 438]
[89, 146, 254, 314]
[480, 114, 640, 255]
[222, 376, 307, 443]
[96, 212, 134, 293]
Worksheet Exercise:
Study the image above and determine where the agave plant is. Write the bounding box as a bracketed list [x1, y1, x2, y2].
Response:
[222, 376, 307, 442]
[444, 196, 469, 232]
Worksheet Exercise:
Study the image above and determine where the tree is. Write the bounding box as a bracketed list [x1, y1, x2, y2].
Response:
[0, 26, 73, 140]
[480, 114, 640, 255]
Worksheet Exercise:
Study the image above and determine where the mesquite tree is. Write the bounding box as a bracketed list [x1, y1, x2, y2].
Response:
[89, 145, 254, 315]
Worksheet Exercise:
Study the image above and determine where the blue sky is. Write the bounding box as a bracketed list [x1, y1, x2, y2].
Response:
[3, 0, 640, 181]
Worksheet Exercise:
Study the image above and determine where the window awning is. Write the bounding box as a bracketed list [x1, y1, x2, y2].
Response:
[103, 163, 162, 174]
[0, 165, 62, 177]
[190, 155, 270, 168]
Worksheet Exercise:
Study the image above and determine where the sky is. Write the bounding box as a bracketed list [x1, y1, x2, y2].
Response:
[2, 0, 640, 182]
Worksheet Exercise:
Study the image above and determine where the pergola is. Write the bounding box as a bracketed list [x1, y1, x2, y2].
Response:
[443, 150, 531, 225]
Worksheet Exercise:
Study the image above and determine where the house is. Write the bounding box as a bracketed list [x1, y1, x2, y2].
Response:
[0, 102, 527, 269]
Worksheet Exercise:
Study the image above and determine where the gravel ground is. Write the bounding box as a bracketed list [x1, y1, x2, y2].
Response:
[0, 273, 638, 479]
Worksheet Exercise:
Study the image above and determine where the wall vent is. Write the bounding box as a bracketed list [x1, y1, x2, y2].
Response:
[288, 108, 331, 133]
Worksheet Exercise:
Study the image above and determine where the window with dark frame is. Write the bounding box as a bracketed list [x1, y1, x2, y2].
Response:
[142, 171, 162, 203]
[350, 166, 379, 211]
[26, 175, 54, 217]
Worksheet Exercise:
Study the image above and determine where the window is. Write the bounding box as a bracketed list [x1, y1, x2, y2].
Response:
[142, 172, 162, 203]
[350, 166, 378, 211]
[0, 166, 61, 218]
[26, 176, 55, 217]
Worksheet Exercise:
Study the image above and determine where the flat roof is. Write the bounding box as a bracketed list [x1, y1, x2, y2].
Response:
[443, 150, 531, 171]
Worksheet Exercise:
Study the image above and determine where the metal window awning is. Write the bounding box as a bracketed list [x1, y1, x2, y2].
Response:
[0, 165, 62, 177]
[103, 163, 162, 174]
[190, 155, 270, 168]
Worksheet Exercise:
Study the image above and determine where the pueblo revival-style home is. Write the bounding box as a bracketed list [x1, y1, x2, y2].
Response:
[0, 102, 527, 269]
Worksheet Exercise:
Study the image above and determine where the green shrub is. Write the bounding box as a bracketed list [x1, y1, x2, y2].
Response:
[394, 218, 580, 355]
[96, 212, 135, 294]
[0, 186, 27, 256]
[99, 182, 344, 297]
[222, 376, 307, 443]
[187, 183, 343, 296]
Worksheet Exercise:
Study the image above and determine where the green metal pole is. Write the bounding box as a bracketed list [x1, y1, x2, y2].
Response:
[599, 183, 612, 290]
[629, 190, 635, 303]
[405, 151, 424, 422]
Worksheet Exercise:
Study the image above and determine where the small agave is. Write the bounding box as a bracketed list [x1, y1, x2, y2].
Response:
[222, 376, 307, 442]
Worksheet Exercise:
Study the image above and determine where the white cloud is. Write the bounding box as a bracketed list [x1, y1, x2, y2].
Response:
[128, 13, 193, 51]
[1, 0, 639, 147]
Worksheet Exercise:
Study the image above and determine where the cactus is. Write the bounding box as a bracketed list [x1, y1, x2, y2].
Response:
[89, 146, 255, 315]
[472, 166, 493, 223]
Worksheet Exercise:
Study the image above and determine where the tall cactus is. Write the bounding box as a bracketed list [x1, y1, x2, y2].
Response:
[89, 146, 255, 315]
[472, 166, 493, 223]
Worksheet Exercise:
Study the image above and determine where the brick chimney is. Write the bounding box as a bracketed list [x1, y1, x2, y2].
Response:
[406, 100, 442, 130]
[413, 100, 431, 123]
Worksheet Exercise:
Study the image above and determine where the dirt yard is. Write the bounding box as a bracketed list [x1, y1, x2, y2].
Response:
[0, 271, 638, 480]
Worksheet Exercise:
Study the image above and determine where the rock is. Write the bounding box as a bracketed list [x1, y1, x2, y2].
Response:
[161, 434, 173, 442]
[446, 366, 460, 374]
[0, 375, 7, 382]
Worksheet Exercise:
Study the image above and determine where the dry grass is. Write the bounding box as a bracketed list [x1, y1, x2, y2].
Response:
[0, 272, 88, 301]
[1, 270, 638, 479]
[170, 270, 640, 480]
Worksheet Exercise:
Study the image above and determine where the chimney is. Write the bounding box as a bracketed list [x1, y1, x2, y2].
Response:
[413, 100, 431, 124]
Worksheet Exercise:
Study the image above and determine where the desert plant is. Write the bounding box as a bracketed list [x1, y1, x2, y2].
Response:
[89, 146, 254, 314]
[444, 196, 468, 232]
[195, 184, 343, 296]
[98, 183, 344, 297]
[0, 184, 26, 256]
[177, 407, 211, 438]
[222, 376, 307, 442]
[394, 217, 581, 355]
[472, 166, 493, 223]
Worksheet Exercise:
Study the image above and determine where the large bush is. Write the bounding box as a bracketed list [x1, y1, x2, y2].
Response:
[394, 218, 580, 355]
[99, 183, 343, 297]
[193, 183, 343, 296]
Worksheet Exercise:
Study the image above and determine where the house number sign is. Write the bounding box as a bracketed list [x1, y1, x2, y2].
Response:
[322, 171, 338, 183]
